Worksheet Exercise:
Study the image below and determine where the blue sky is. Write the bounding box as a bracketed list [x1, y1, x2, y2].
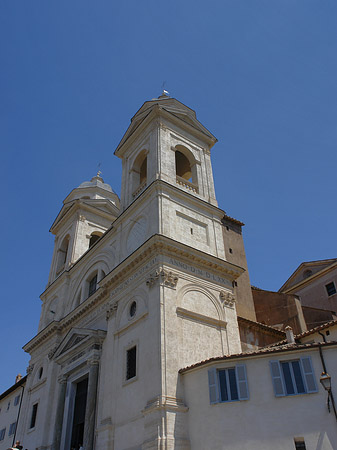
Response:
[1, 0, 336, 393]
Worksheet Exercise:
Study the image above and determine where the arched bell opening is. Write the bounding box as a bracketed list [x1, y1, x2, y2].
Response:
[56, 235, 70, 275]
[131, 150, 148, 198]
[175, 145, 198, 193]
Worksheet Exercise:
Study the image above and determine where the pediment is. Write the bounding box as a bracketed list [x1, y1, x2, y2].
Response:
[115, 97, 217, 155]
[52, 328, 106, 364]
[279, 259, 337, 292]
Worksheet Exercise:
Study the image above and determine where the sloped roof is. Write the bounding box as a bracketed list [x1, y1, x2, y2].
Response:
[179, 340, 337, 373]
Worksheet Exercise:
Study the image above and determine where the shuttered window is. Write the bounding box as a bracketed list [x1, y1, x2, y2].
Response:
[208, 364, 249, 404]
[270, 357, 317, 397]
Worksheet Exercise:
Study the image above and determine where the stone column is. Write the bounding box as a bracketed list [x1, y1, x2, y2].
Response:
[83, 359, 99, 450]
[52, 375, 68, 450]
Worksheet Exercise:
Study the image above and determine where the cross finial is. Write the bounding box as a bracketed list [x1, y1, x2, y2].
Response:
[97, 162, 102, 177]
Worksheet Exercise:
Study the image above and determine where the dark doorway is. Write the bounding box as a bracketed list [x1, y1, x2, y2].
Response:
[70, 377, 88, 450]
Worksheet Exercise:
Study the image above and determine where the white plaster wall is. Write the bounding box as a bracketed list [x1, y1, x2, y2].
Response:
[183, 347, 337, 450]
[0, 386, 23, 450]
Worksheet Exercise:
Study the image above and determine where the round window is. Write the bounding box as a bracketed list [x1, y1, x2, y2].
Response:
[129, 301, 137, 318]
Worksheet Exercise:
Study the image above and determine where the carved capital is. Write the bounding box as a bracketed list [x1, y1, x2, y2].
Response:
[87, 357, 100, 367]
[58, 375, 68, 384]
[106, 302, 118, 320]
[220, 290, 236, 308]
[146, 269, 178, 288]
[26, 364, 34, 375]
[48, 345, 58, 360]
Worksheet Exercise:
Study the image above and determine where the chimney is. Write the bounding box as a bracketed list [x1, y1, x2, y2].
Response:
[15, 374, 22, 383]
[285, 326, 295, 344]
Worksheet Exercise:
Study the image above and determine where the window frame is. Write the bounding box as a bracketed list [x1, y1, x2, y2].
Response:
[0, 428, 6, 441]
[325, 281, 336, 297]
[29, 402, 38, 429]
[14, 394, 20, 406]
[270, 356, 318, 397]
[8, 421, 16, 436]
[208, 364, 249, 404]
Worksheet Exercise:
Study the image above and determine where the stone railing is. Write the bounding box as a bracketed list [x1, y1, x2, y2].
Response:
[132, 181, 147, 198]
[176, 176, 198, 193]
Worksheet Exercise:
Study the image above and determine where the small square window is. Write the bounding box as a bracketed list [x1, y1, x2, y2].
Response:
[325, 282, 336, 297]
[294, 438, 306, 450]
[8, 422, 16, 436]
[30, 403, 38, 429]
[126, 346, 137, 380]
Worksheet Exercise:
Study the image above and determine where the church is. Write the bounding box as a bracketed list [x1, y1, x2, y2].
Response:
[1, 94, 336, 450]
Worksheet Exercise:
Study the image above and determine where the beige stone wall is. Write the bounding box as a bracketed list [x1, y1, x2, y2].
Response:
[222, 218, 256, 321]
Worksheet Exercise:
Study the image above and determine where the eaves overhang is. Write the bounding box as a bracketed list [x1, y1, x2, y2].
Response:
[179, 340, 337, 374]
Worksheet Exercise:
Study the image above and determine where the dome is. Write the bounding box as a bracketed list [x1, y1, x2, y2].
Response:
[78, 174, 115, 193]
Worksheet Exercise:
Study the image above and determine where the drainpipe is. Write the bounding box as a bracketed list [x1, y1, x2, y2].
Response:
[12, 383, 25, 447]
[318, 334, 337, 421]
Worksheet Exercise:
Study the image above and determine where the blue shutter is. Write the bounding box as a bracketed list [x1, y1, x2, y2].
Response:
[270, 361, 285, 397]
[236, 364, 249, 400]
[208, 368, 219, 404]
[301, 356, 318, 393]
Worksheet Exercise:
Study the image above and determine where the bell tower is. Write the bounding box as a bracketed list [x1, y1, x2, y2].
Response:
[47, 173, 120, 285]
[115, 92, 218, 211]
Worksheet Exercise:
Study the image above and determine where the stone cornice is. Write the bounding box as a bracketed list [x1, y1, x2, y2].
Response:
[24, 287, 109, 354]
[50, 198, 118, 235]
[101, 234, 244, 293]
[115, 105, 216, 158]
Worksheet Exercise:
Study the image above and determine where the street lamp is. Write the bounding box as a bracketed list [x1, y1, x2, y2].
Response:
[320, 372, 337, 420]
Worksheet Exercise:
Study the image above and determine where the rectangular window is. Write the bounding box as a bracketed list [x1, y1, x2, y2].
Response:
[88, 274, 98, 297]
[8, 422, 16, 436]
[270, 357, 317, 397]
[325, 282, 336, 297]
[30, 403, 38, 429]
[14, 395, 20, 406]
[126, 346, 137, 380]
[0, 428, 6, 441]
[208, 365, 249, 404]
[7, 401, 10, 410]
[294, 438, 306, 449]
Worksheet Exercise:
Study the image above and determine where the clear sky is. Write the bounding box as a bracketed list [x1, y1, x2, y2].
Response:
[1, 0, 336, 393]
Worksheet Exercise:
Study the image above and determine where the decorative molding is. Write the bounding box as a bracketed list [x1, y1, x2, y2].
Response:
[79, 215, 86, 222]
[142, 395, 188, 415]
[176, 307, 227, 329]
[106, 302, 118, 320]
[220, 290, 236, 308]
[26, 364, 34, 375]
[57, 375, 68, 384]
[146, 268, 178, 289]
[48, 345, 59, 360]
